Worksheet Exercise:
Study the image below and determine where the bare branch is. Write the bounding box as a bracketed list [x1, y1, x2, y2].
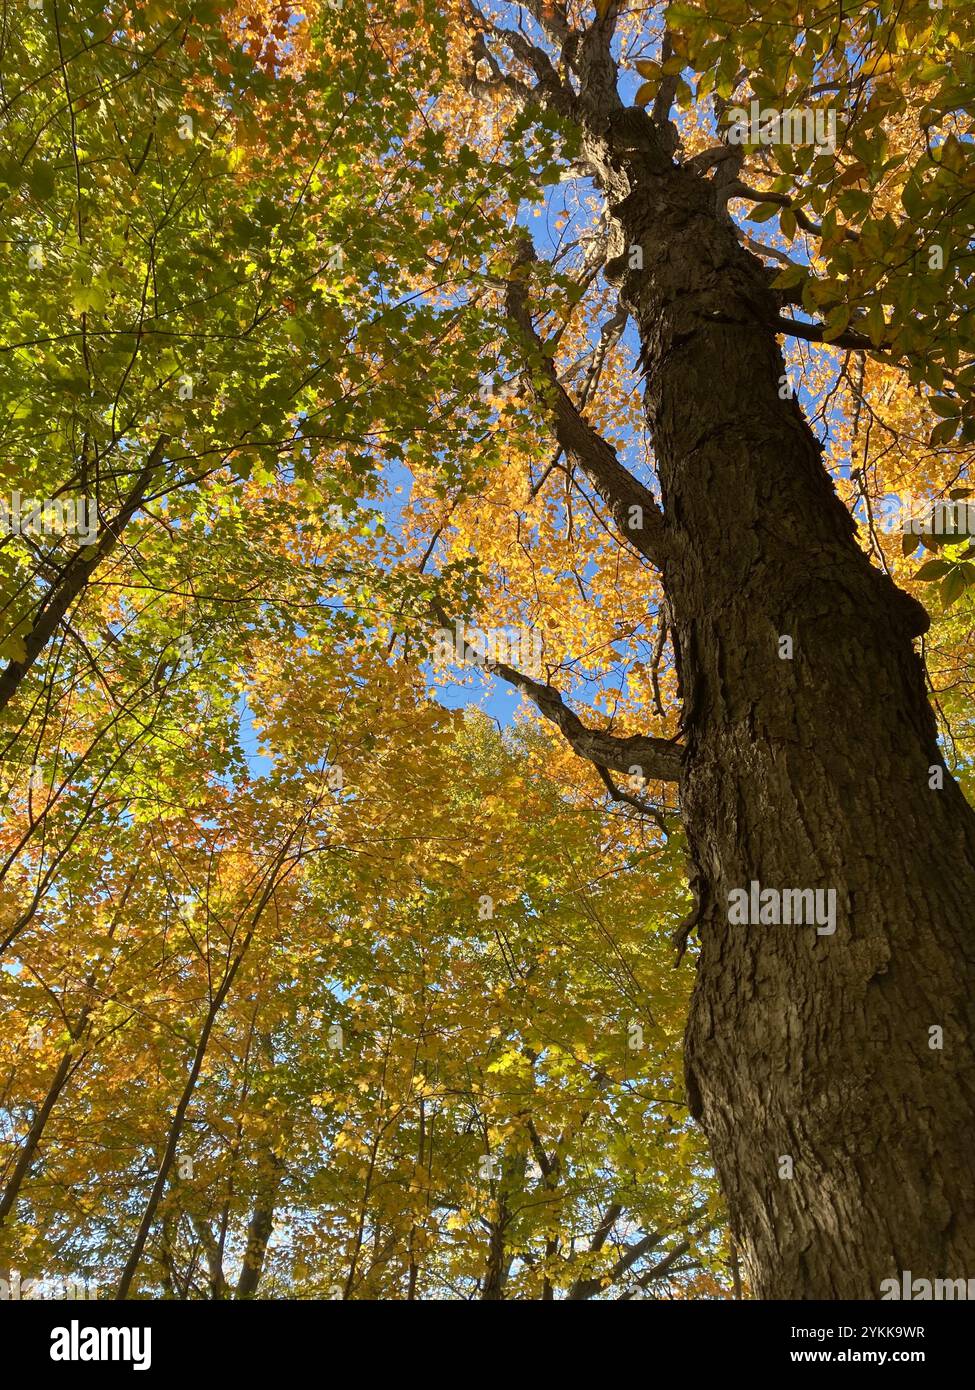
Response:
[484, 651, 683, 784]
[596, 764, 669, 831]
[772, 313, 887, 353]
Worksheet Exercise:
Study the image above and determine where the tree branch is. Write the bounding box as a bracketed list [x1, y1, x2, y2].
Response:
[726, 181, 829, 238]
[485, 649, 683, 784]
[772, 313, 888, 352]
[617, 1238, 692, 1297]
[505, 237, 672, 569]
[0, 435, 169, 713]
[651, 31, 681, 159]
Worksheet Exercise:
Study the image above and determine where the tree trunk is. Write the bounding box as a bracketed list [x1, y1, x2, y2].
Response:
[480, 1213, 508, 1301]
[0, 437, 167, 714]
[594, 107, 975, 1298]
[235, 1197, 279, 1299]
[0, 1051, 73, 1228]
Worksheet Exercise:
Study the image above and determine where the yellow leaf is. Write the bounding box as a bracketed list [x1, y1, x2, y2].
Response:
[0, 634, 27, 663]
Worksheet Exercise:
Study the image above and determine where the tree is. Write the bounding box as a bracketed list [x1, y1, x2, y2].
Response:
[0, 687, 727, 1299]
[402, 0, 975, 1298]
[2, 0, 973, 1302]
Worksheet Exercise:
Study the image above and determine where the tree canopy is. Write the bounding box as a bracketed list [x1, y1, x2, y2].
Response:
[1, 0, 973, 1301]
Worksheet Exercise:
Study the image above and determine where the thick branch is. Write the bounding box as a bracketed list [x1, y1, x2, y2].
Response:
[573, 0, 623, 112]
[487, 650, 683, 784]
[588, 1203, 623, 1256]
[468, 3, 575, 117]
[726, 181, 826, 237]
[521, 0, 570, 48]
[617, 1238, 692, 1297]
[772, 314, 888, 353]
[430, 596, 681, 785]
[505, 240, 672, 569]
[727, 181, 862, 245]
[0, 435, 169, 713]
[235, 1201, 278, 1299]
[650, 32, 681, 158]
[567, 1226, 667, 1300]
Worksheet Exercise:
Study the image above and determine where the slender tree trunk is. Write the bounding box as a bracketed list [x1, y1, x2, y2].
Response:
[192, 1217, 229, 1300]
[235, 1190, 280, 1299]
[114, 1000, 222, 1300]
[344, 1133, 382, 1299]
[480, 1211, 508, 1301]
[0, 868, 134, 1226]
[592, 109, 975, 1297]
[0, 437, 167, 713]
[234, 1034, 285, 1300]
[114, 830, 299, 1298]
[0, 1051, 73, 1227]
[233, 1207, 273, 1300]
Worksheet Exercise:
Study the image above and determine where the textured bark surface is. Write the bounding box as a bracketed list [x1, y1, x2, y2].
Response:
[582, 110, 975, 1299]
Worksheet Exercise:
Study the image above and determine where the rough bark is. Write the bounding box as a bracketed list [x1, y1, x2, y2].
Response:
[587, 106, 975, 1299]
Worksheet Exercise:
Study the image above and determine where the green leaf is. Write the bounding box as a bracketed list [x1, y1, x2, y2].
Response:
[70, 285, 108, 316]
[0, 634, 27, 664]
[866, 302, 887, 348]
[666, 2, 700, 25]
[914, 559, 951, 582]
[929, 419, 958, 446]
[901, 179, 924, 221]
[26, 162, 56, 200]
[940, 567, 969, 608]
[772, 265, 805, 289]
[821, 304, 851, 342]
